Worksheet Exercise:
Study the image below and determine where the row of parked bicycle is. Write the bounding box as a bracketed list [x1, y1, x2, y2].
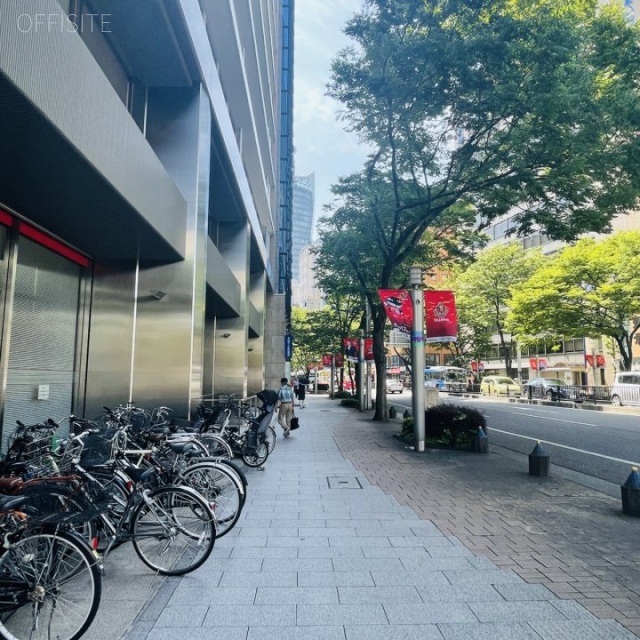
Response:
[0, 390, 279, 639]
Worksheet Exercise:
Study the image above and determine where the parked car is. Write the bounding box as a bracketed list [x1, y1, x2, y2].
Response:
[480, 376, 521, 397]
[385, 378, 404, 394]
[610, 372, 640, 406]
[522, 377, 583, 401]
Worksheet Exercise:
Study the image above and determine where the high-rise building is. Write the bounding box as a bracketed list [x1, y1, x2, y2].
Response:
[291, 173, 315, 281]
[0, 0, 292, 447]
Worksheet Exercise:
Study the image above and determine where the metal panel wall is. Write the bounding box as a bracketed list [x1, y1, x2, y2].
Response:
[83, 263, 136, 419]
[2, 238, 83, 448]
[131, 86, 211, 417]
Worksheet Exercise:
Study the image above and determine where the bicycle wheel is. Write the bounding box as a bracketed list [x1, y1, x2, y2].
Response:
[260, 425, 277, 453]
[0, 530, 101, 640]
[216, 459, 248, 502]
[179, 463, 244, 537]
[242, 441, 269, 468]
[197, 434, 233, 459]
[132, 485, 215, 576]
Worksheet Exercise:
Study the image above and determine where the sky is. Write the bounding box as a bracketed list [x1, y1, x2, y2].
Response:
[293, 0, 369, 233]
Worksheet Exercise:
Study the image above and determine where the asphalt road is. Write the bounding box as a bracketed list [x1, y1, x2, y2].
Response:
[387, 391, 640, 487]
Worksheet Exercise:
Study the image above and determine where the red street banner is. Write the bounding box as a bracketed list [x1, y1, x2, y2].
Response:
[334, 352, 344, 368]
[529, 358, 547, 371]
[424, 290, 458, 343]
[342, 338, 374, 362]
[322, 354, 332, 367]
[379, 289, 413, 335]
[585, 354, 605, 367]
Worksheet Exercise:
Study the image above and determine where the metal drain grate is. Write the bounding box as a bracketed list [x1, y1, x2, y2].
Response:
[326, 476, 363, 489]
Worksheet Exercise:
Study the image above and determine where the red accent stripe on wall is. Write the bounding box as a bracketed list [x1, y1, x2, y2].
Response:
[19, 223, 90, 267]
[0, 210, 14, 227]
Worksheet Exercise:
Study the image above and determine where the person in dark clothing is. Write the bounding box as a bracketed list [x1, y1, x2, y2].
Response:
[296, 377, 307, 408]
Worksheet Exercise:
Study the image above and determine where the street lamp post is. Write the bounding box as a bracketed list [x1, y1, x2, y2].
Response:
[410, 266, 425, 452]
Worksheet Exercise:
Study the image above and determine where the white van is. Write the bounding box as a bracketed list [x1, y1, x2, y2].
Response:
[610, 373, 640, 406]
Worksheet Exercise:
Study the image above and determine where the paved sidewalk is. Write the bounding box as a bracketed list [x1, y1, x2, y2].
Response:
[119, 396, 640, 640]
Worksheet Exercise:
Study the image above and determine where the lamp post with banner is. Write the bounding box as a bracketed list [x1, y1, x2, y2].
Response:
[410, 266, 425, 452]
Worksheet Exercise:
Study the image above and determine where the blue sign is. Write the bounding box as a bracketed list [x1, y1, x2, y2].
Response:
[284, 334, 293, 361]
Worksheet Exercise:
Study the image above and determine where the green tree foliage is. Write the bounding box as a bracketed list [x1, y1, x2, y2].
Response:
[319, 0, 640, 417]
[454, 243, 543, 376]
[507, 232, 640, 371]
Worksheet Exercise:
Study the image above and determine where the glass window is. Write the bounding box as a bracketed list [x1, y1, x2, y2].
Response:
[425, 353, 439, 366]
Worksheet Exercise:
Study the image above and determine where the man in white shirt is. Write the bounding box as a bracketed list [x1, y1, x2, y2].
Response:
[277, 377, 294, 436]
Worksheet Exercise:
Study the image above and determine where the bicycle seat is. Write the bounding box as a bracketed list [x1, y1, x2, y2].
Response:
[0, 494, 26, 511]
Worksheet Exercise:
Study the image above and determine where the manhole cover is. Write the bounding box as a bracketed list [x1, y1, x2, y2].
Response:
[327, 476, 362, 489]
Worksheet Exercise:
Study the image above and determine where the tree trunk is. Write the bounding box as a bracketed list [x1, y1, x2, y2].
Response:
[372, 311, 388, 421]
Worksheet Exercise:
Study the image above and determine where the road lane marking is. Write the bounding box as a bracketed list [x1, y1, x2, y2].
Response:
[490, 428, 640, 466]
[506, 413, 597, 426]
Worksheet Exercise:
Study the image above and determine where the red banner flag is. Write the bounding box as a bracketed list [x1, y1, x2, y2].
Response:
[322, 354, 332, 367]
[343, 338, 360, 362]
[364, 337, 374, 361]
[334, 352, 344, 368]
[424, 290, 458, 343]
[342, 338, 374, 362]
[379, 289, 413, 335]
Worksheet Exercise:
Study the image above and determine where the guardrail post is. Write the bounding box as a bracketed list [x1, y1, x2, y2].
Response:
[529, 441, 550, 477]
[621, 466, 640, 517]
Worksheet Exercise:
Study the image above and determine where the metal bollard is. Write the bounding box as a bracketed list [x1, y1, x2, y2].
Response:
[389, 405, 397, 419]
[529, 440, 550, 477]
[621, 466, 640, 517]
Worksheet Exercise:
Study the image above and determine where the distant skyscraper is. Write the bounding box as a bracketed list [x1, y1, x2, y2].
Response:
[291, 173, 315, 280]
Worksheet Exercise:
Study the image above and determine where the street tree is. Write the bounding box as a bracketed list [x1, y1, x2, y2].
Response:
[507, 232, 640, 372]
[315, 187, 481, 419]
[319, 0, 640, 418]
[454, 243, 543, 377]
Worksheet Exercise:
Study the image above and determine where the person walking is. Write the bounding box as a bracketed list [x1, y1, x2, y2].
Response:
[277, 377, 294, 436]
[296, 377, 307, 408]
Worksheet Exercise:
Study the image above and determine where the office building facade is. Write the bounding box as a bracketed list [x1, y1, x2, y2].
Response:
[0, 0, 292, 448]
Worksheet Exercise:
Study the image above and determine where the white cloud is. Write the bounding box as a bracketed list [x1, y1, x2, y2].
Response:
[293, 0, 369, 218]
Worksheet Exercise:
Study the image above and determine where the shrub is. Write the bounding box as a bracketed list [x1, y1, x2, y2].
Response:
[340, 397, 360, 409]
[424, 403, 487, 448]
[334, 391, 353, 399]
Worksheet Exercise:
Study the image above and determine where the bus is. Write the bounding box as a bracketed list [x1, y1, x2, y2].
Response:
[424, 366, 470, 392]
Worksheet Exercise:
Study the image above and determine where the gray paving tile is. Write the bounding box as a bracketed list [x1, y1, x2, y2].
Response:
[154, 605, 208, 627]
[493, 583, 557, 601]
[550, 599, 597, 619]
[384, 602, 477, 624]
[438, 622, 543, 640]
[169, 586, 256, 605]
[255, 586, 339, 604]
[298, 571, 375, 587]
[262, 558, 334, 572]
[531, 619, 640, 639]
[145, 629, 249, 640]
[333, 558, 405, 572]
[216, 535, 268, 547]
[248, 627, 346, 640]
[239, 527, 300, 537]
[345, 625, 444, 640]
[267, 536, 330, 547]
[362, 547, 433, 558]
[399, 557, 475, 572]
[219, 571, 298, 587]
[298, 546, 364, 559]
[300, 527, 356, 537]
[230, 546, 299, 559]
[338, 586, 423, 604]
[328, 537, 392, 548]
[444, 570, 524, 585]
[203, 604, 296, 626]
[468, 600, 567, 622]
[371, 570, 450, 587]
[297, 603, 388, 625]
[417, 585, 505, 603]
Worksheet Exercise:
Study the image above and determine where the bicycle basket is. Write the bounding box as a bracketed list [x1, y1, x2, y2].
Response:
[79, 433, 115, 467]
